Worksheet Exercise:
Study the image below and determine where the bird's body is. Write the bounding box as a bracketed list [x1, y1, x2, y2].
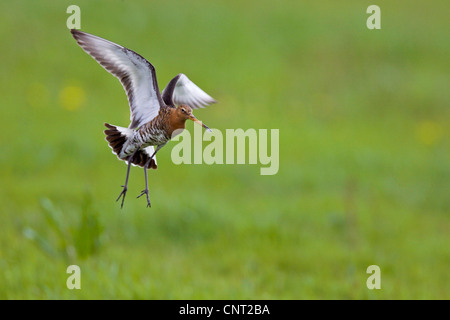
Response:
[104, 106, 191, 168]
[71, 29, 216, 207]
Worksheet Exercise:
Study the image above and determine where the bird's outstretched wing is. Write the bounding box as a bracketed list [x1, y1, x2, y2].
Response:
[162, 73, 216, 109]
[71, 29, 165, 129]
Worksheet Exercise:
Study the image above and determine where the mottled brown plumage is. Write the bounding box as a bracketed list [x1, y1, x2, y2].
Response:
[104, 123, 157, 169]
[104, 105, 207, 170]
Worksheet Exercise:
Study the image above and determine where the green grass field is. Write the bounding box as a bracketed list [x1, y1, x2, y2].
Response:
[0, 0, 448, 299]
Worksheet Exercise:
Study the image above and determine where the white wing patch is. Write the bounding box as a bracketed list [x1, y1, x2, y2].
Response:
[164, 74, 216, 109]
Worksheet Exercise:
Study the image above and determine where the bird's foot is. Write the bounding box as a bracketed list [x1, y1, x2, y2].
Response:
[137, 189, 151, 208]
[116, 185, 128, 209]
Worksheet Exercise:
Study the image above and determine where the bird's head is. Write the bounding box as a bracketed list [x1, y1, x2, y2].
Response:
[176, 104, 211, 132]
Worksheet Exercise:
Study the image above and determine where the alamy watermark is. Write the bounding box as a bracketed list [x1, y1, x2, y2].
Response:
[66, 265, 81, 289]
[366, 265, 381, 289]
[171, 125, 279, 175]
[366, 5, 381, 30]
[66, 5, 81, 29]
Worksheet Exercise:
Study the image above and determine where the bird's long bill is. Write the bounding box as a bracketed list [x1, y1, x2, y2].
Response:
[190, 115, 212, 132]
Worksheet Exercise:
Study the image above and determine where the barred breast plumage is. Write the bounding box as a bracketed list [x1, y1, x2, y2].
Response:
[137, 109, 172, 147]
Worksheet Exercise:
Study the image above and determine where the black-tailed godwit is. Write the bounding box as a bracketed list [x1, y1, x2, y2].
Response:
[71, 29, 216, 208]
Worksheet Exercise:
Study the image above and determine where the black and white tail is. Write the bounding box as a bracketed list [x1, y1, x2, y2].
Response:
[104, 123, 157, 169]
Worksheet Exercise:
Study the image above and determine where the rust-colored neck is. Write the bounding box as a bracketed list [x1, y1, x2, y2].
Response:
[168, 108, 187, 137]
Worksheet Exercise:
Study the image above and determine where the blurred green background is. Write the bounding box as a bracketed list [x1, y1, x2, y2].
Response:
[0, 0, 448, 299]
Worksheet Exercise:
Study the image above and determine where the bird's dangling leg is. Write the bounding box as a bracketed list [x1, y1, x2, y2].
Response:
[116, 149, 139, 209]
[137, 164, 151, 208]
[137, 145, 164, 208]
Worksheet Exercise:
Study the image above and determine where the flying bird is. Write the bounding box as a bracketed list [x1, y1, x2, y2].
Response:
[71, 29, 216, 208]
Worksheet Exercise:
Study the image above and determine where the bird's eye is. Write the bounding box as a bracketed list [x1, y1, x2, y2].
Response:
[181, 108, 186, 113]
